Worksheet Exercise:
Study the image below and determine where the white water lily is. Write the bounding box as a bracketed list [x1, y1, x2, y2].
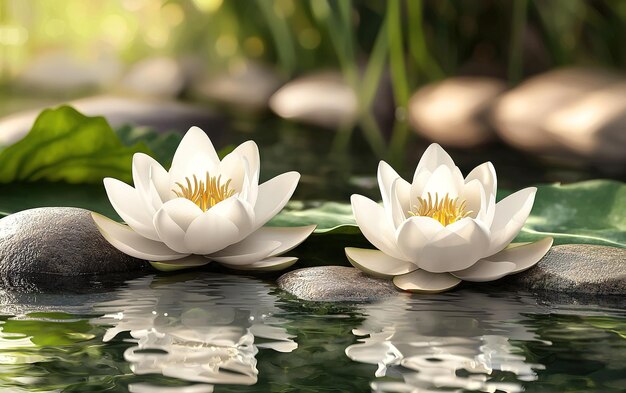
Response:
[93, 126, 315, 271]
[345, 144, 553, 293]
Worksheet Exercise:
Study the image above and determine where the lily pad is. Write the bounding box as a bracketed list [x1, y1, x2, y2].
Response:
[267, 201, 359, 234]
[511, 180, 626, 248]
[115, 125, 183, 168]
[270, 180, 626, 248]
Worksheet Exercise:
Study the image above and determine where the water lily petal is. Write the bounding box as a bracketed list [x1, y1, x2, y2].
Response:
[160, 198, 203, 231]
[451, 260, 516, 282]
[218, 142, 259, 195]
[216, 152, 245, 193]
[235, 141, 261, 183]
[229, 225, 316, 257]
[409, 170, 431, 207]
[146, 179, 167, 216]
[221, 141, 260, 200]
[389, 179, 409, 228]
[150, 255, 210, 272]
[487, 237, 553, 274]
[465, 162, 497, 226]
[169, 126, 219, 188]
[184, 210, 240, 255]
[378, 161, 411, 213]
[395, 216, 444, 263]
[420, 165, 463, 199]
[411, 144, 465, 202]
[351, 194, 406, 260]
[393, 270, 461, 293]
[151, 164, 174, 201]
[243, 158, 260, 208]
[252, 172, 300, 230]
[462, 179, 488, 224]
[378, 160, 401, 196]
[345, 247, 417, 279]
[220, 256, 298, 271]
[465, 162, 497, 199]
[153, 208, 191, 253]
[418, 218, 491, 273]
[413, 143, 456, 180]
[488, 187, 537, 255]
[103, 177, 160, 241]
[212, 196, 255, 238]
[238, 160, 251, 200]
[92, 213, 186, 261]
[211, 240, 281, 265]
[132, 153, 169, 213]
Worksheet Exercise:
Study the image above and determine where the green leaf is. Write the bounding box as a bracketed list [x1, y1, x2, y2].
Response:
[511, 180, 626, 248]
[268, 201, 359, 234]
[0, 106, 152, 184]
[270, 180, 626, 248]
[115, 125, 183, 168]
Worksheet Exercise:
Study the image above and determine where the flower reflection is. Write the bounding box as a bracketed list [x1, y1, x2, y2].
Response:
[91, 273, 297, 391]
[345, 290, 549, 393]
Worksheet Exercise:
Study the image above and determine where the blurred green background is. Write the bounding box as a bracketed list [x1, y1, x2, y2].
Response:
[0, 0, 625, 180]
[1, 1, 625, 83]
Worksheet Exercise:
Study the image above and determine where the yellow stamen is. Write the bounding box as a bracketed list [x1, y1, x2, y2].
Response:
[408, 192, 473, 226]
[173, 172, 235, 211]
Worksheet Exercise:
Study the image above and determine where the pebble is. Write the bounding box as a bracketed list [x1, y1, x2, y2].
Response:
[491, 67, 621, 154]
[270, 71, 358, 129]
[408, 77, 506, 147]
[277, 266, 399, 302]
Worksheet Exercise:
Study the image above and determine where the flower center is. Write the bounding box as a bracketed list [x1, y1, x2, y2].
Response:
[173, 173, 235, 211]
[408, 192, 472, 226]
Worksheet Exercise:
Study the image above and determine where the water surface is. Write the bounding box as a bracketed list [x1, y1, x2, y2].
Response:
[0, 272, 624, 392]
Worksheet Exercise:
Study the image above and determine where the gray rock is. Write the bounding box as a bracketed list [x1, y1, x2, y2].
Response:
[544, 83, 626, 165]
[192, 62, 282, 112]
[506, 244, 626, 295]
[269, 71, 358, 129]
[491, 67, 622, 154]
[0, 95, 225, 145]
[0, 207, 147, 280]
[408, 77, 506, 147]
[277, 266, 398, 302]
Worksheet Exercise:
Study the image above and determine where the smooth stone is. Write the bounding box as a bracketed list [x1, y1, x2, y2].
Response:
[277, 266, 398, 302]
[0, 207, 147, 282]
[0, 95, 224, 145]
[270, 71, 358, 129]
[192, 62, 282, 112]
[120, 57, 186, 98]
[505, 244, 626, 295]
[408, 77, 506, 147]
[15, 50, 121, 93]
[544, 83, 626, 165]
[491, 67, 622, 153]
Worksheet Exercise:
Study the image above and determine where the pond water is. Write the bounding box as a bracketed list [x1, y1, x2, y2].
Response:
[0, 272, 624, 392]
